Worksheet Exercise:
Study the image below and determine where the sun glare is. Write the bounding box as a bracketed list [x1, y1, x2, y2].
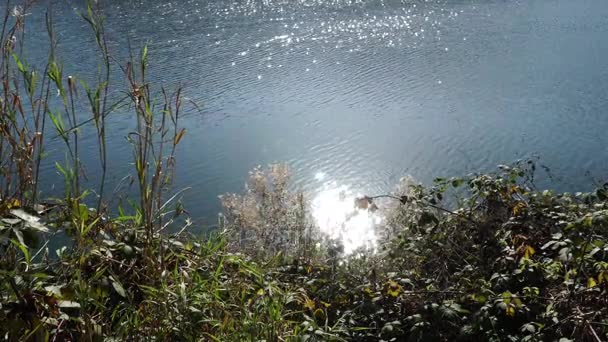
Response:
[311, 181, 382, 255]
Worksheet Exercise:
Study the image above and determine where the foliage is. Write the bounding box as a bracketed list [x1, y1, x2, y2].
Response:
[4, 161, 607, 341]
[220, 164, 324, 260]
[306, 161, 608, 341]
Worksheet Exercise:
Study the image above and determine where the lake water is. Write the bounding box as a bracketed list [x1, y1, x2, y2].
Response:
[19, 0, 608, 248]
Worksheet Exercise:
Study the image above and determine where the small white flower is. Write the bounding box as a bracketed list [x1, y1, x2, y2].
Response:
[11, 6, 23, 18]
[6, 35, 17, 50]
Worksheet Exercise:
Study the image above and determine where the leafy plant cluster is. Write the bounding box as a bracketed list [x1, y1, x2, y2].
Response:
[4, 160, 607, 341]
[292, 161, 608, 341]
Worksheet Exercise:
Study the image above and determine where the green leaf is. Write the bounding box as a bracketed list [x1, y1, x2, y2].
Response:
[55, 162, 67, 176]
[49, 111, 66, 137]
[27, 70, 37, 98]
[418, 211, 438, 226]
[451, 178, 464, 187]
[44, 285, 63, 297]
[11, 53, 26, 73]
[520, 323, 536, 333]
[10, 209, 48, 232]
[81, 217, 100, 236]
[12, 228, 25, 246]
[581, 215, 593, 227]
[596, 188, 607, 200]
[10, 209, 39, 224]
[10, 239, 30, 264]
[541, 240, 556, 250]
[447, 303, 469, 314]
[141, 43, 149, 65]
[110, 277, 127, 297]
[2, 218, 21, 225]
[473, 294, 487, 304]
[513, 297, 523, 308]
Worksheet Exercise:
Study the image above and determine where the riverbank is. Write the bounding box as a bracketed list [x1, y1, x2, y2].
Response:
[2, 162, 607, 341]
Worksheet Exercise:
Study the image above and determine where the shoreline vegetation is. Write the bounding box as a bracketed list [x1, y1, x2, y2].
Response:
[1, 2, 607, 341]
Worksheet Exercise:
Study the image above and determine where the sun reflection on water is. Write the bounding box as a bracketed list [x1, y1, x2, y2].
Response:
[311, 181, 382, 255]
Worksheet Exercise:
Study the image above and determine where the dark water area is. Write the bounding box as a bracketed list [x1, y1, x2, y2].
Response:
[14, 0, 608, 228]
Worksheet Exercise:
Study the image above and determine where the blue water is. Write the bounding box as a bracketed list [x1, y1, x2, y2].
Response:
[17, 0, 608, 224]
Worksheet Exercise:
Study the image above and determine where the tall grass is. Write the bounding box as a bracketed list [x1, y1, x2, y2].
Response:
[0, 0, 186, 236]
[0, 1, 49, 208]
[0, 0, 195, 338]
[79, 1, 111, 213]
[123, 44, 185, 247]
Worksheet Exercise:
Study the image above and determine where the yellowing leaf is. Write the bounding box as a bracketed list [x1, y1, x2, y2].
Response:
[523, 245, 536, 259]
[506, 305, 516, 317]
[509, 186, 522, 194]
[6, 198, 20, 209]
[174, 128, 186, 145]
[512, 201, 526, 216]
[583, 215, 593, 227]
[256, 288, 264, 296]
[513, 297, 523, 308]
[313, 308, 325, 320]
[303, 298, 315, 311]
[470, 294, 487, 304]
[386, 280, 402, 297]
[588, 277, 597, 288]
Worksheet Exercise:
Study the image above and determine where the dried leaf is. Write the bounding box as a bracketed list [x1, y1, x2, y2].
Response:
[174, 128, 186, 145]
[355, 196, 373, 210]
[10, 208, 40, 223]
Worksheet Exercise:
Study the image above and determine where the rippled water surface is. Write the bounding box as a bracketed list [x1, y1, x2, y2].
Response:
[24, 0, 608, 234]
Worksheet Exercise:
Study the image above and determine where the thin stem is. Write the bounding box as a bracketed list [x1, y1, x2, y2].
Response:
[96, 10, 110, 213]
[569, 232, 593, 303]
[369, 194, 477, 224]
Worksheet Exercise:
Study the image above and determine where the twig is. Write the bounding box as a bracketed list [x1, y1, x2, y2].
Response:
[31, 239, 50, 261]
[369, 194, 477, 224]
[588, 322, 602, 342]
[7, 275, 25, 305]
[155, 187, 191, 221]
[577, 307, 602, 342]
